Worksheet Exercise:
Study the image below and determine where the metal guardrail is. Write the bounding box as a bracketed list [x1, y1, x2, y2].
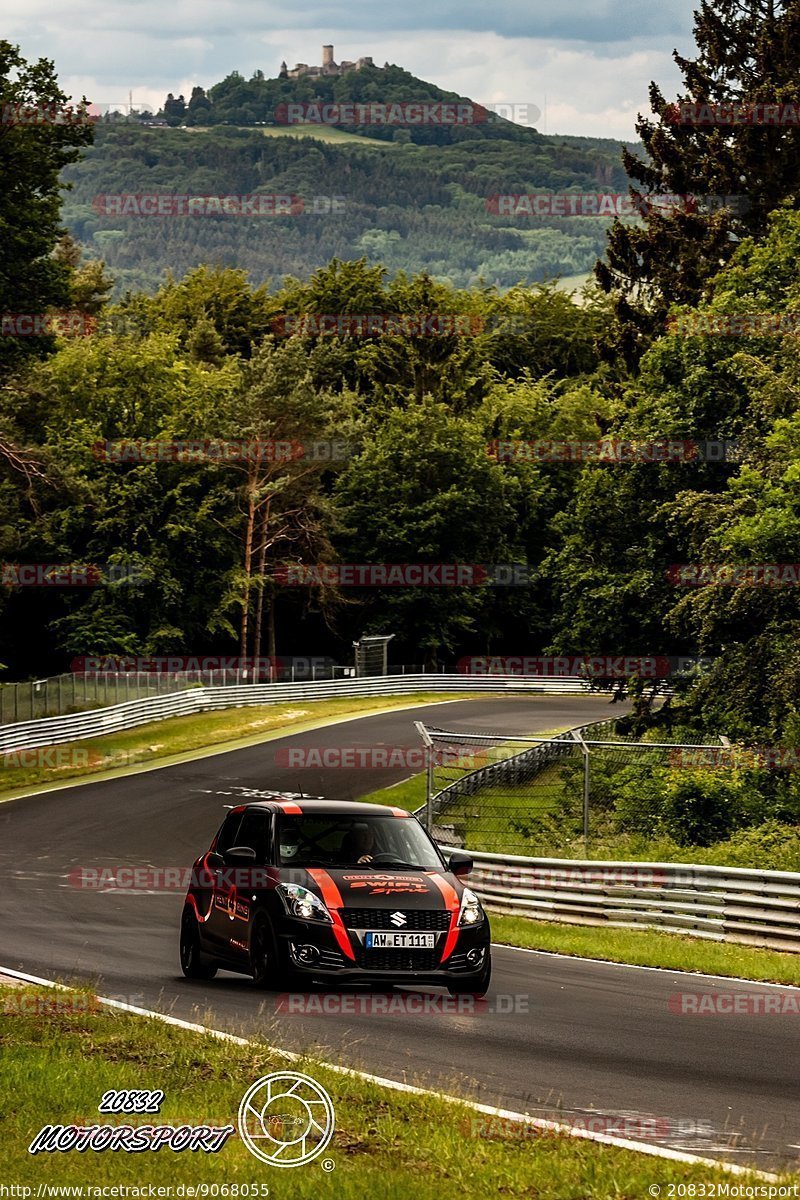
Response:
[0, 674, 592, 754]
[464, 851, 800, 954]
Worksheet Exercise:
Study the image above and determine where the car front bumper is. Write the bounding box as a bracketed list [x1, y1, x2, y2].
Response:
[277, 914, 491, 986]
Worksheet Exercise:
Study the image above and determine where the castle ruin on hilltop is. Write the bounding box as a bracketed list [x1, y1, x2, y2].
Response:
[280, 45, 376, 80]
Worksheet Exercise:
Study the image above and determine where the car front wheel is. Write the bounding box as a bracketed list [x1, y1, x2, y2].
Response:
[250, 912, 295, 989]
[180, 908, 218, 980]
[447, 958, 491, 998]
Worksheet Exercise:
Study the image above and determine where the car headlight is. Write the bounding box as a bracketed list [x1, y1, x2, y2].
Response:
[276, 883, 333, 923]
[457, 887, 484, 927]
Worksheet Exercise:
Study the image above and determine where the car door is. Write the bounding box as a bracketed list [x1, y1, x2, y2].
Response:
[207, 808, 270, 959]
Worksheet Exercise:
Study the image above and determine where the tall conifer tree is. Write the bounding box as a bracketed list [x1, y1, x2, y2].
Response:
[597, 0, 800, 363]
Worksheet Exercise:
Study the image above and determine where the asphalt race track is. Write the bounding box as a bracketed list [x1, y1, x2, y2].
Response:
[1, 695, 798, 1171]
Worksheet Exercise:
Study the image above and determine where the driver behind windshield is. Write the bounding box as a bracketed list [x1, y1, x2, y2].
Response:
[340, 823, 376, 864]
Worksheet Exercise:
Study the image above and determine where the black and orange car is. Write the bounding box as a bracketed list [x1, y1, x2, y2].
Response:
[180, 798, 491, 995]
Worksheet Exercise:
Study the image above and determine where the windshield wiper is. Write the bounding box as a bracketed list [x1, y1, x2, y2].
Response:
[366, 860, 425, 870]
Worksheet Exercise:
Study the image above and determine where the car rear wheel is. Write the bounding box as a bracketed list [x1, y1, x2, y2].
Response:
[180, 909, 218, 980]
[447, 958, 491, 998]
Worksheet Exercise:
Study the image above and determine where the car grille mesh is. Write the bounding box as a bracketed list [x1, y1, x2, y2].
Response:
[342, 909, 450, 931]
[354, 948, 441, 971]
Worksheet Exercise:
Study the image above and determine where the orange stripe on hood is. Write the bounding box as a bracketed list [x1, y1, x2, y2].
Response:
[306, 868, 356, 960]
[428, 872, 461, 962]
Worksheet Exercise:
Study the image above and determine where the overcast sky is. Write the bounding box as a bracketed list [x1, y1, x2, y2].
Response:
[6, 0, 695, 139]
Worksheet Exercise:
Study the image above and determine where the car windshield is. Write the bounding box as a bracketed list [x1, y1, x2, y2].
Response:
[276, 814, 444, 870]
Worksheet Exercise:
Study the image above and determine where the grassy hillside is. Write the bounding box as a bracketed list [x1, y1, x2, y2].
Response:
[62, 64, 640, 292]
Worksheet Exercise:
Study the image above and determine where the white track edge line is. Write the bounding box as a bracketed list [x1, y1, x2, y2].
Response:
[0, 964, 782, 1182]
[492, 942, 800, 991]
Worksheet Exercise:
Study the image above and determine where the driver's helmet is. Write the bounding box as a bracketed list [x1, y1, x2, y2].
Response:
[279, 832, 301, 860]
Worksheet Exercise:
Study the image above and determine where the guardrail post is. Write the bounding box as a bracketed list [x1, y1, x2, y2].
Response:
[583, 748, 590, 852]
[570, 729, 590, 853]
[415, 721, 435, 833]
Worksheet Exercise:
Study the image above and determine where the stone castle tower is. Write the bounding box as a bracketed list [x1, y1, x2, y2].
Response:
[283, 46, 375, 80]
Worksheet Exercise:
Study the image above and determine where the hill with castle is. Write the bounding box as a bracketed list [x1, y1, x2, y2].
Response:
[154, 55, 545, 145]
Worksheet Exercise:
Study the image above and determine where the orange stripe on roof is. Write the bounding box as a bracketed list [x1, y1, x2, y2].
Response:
[276, 801, 303, 814]
[306, 868, 356, 960]
[390, 807, 411, 817]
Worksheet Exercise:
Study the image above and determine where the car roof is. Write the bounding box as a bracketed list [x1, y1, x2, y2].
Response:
[227, 798, 413, 818]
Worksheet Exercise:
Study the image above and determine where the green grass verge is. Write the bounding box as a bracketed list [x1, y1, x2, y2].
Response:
[0, 982, 763, 1196]
[186, 124, 398, 146]
[490, 914, 800, 986]
[360, 771, 428, 811]
[0, 692, 488, 800]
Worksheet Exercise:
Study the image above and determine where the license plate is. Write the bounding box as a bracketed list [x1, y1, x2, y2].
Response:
[364, 932, 436, 950]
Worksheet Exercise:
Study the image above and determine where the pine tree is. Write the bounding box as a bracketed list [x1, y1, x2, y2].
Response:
[597, 0, 800, 364]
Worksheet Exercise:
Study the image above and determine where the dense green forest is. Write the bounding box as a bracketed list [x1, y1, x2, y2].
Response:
[59, 63, 638, 292]
[3, 0, 800, 863]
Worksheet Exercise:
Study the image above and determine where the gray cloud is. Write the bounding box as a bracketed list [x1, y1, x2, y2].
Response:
[6, 2, 694, 138]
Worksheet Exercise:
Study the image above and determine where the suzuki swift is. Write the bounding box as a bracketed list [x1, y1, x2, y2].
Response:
[179, 798, 491, 994]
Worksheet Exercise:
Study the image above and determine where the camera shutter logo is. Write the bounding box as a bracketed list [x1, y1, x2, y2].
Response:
[237, 1071, 335, 1167]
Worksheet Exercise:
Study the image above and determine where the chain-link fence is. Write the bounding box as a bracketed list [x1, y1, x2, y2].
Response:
[0, 662, 472, 725]
[419, 723, 731, 855]
[0, 672, 216, 724]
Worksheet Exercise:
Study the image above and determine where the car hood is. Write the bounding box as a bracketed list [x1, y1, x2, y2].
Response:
[296, 866, 462, 909]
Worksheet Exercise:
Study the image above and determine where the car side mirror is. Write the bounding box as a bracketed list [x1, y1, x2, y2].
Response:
[206, 851, 224, 871]
[225, 845, 257, 862]
[448, 850, 473, 877]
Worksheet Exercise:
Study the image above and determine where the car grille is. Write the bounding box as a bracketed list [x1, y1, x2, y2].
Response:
[342, 909, 451, 931]
[355, 948, 440, 971]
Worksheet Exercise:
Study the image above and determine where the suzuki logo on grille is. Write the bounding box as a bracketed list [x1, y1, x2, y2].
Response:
[390, 911, 407, 927]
